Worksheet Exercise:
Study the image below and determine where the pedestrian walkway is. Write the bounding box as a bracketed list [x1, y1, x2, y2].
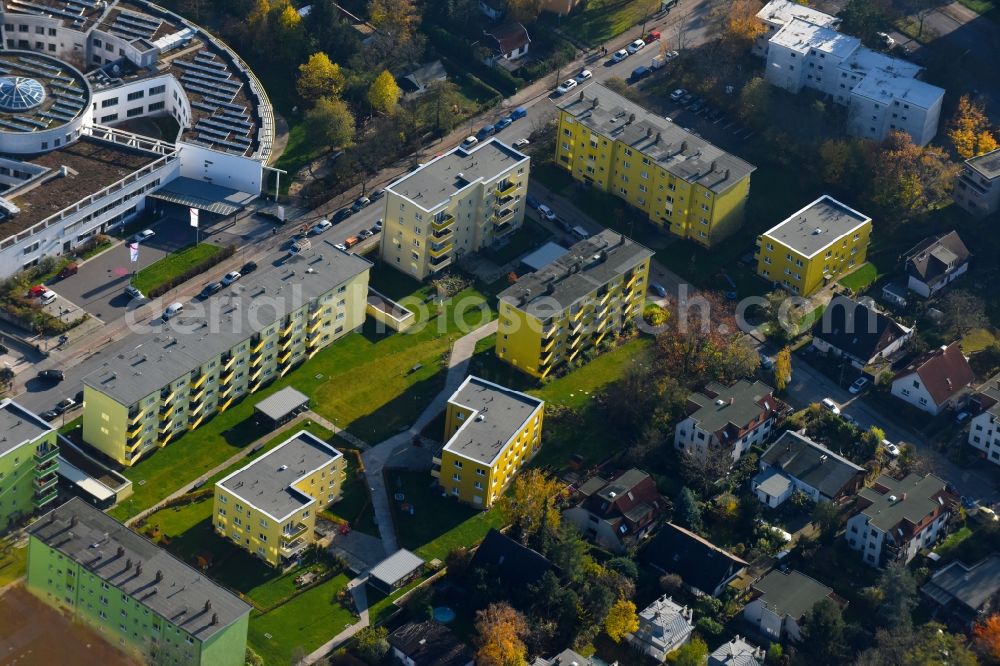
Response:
[298, 574, 370, 665]
[304, 411, 370, 450]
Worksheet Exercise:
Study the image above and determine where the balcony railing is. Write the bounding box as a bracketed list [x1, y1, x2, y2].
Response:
[431, 213, 455, 232]
[282, 522, 309, 541]
[495, 181, 517, 198]
[432, 224, 454, 241]
[33, 487, 58, 509]
[33, 473, 58, 492]
[280, 538, 308, 557]
[33, 446, 58, 465]
[128, 409, 145, 426]
[191, 372, 207, 390]
[222, 355, 235, 372]
[278, 351, 292, 366]
[428, 241, 453, 258]
[308, 319, 323, 335]
[429, 255, 453, 272]
[251, 337, 265, 354]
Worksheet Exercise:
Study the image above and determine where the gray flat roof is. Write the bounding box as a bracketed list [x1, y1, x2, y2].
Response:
[29, 498, 251, 641]
[386, 139, 528, 210]
[520, 241, 568, 272]
[149, 177, 257, 216]
[217, 430, 342, 521]
[0, 399, 53, 456]
[83, 244, 371, 406]
[967, 148, 1000, 180]
[369, 548, 424, 586]
[761, 195, 870, 258]
[254, 386, 309, 421]
[857, 473, 949, 533]
[499, 229, 653, 318]
[760, 431, 864, 499]
[686, 380, 776, 434]
[557, 84, 756, 193]
[753, 569, 832, 620]
[443, 376, 543, 466]
[922, 554, 1000, 612]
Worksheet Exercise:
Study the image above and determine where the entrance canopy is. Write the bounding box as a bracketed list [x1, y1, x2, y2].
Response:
[149, 177, 257, 216]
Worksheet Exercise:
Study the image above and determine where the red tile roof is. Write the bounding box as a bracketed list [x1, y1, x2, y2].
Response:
[895, 342, 974, 406]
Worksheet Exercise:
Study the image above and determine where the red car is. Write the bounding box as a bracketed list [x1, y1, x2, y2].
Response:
[646, 30, 661, 42]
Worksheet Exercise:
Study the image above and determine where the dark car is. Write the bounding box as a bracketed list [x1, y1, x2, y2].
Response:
[37, 369, 64, 382]
[351, 196, 370, 212]
[198, 282, 223, 300]
[689, 98, 706, 112]
[680, 93, 694, 105]
[369, 189, 385, 201]
[494, 117, 513, 131]
[54, 398, 76, 415]
[332, 208, 353, 223]
[74, 390, 84, 403]
[476, 124, 495, 140]
[241, 261, 258, 275]
[40, 410, 59, 422]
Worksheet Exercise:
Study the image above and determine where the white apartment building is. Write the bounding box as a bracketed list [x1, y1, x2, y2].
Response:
[968, 377, 1000, 465]
[754, 0, 841, 57]
[674, 380, 783, 463]
[380, 139, 530, 280]
[764, 18, 943, 146]
[954, 148, 1000, 217]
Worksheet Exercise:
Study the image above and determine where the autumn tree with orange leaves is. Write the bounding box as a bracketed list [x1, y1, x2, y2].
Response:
[475, 602, 528, 666]
[974, 614, 1000, 663]
[948, 95, 999, 159]
[717, 0, 766, 55]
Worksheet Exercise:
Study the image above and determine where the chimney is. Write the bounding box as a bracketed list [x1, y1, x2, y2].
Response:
[578, 90, 584, 101]
[591, 97, 599, 109]
[70, 516, 78, 528]
[646, 127, 653, 138]
[656, 131, 662, 143]
[211, 613, 219, 626]
[116, 546, 125, 558]
[204, 600, 212, 612]
[136, 563, 143, 576]
[155, 570, 163, 583]
[125, 558, 132, 570]
[628, 113, 635, 123]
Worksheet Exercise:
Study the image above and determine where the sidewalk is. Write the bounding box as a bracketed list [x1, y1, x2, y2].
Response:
[298, 574, 370, 665]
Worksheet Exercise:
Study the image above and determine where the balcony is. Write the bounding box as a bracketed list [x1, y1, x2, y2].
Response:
[495, 181, 517, 198]
[33, 472, 58, 492]
[222, 354, 235, 372]
[541, 322, 558, 339]
[251, 337, 265, 354]
[128, 408, 145, 426]
[282, 522, 309, 541]
[428, 240, 453, 258]
[308, 319, 323, 335]
[33, 445, 58, 466]
[597, 289, 611, 307]
[33, 486, 58, 509]
[249, 367, 263, 383]
[191, 371, 207, 390]
[429, 255, 453, 272]
[189, 387, 206, 405]
[278, 350, 292, 366]
[569, 307, 585, 322]
[159, 403, 175, 421]
[127, 422, 144, 440]
[625, 273, 639, 289]
[540, 337, 556, 353]
[568, 332, 584, 349]
[280, 538, 308, 558]
[539, 351, 554, 367]
[158, 418, 174, 435]
[280, 320, 294, 337]
[220, 370, 234, 386]
[189, 400, 204, 417]
[280, 336, 294, 352]
[160, 388, 176, 404]
[431, 224, 454, 241]
[431, 213, 455, 233]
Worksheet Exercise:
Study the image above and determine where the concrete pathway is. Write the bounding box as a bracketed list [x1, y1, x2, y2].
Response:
[304, 410, 370, 450]
[298, 574, 370, 665]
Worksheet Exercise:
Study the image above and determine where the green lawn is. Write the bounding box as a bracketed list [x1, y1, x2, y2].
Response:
[934, 526, 973, 559]
[962, 328, 997, 354]
[534, 338, 652, 409]
[248, 573, 356, 666]
[560, 0, 660, 47]
[958, 0, 998, 14]
[132, 243, 224, 294]
[320, 452, 379, 536]
[0, 543, 27, 588]
[837, 262, 879, 294]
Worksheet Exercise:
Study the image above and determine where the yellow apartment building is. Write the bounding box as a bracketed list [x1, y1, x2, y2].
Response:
[82, 247, 371, 466]
[755, 195, 872, 296]
[379, 138, 530, 280]
[496, 230, 653, 378]
[555, 84, 756, 246]
[432, 376, 544, 509]
[213, 430, 346, 567]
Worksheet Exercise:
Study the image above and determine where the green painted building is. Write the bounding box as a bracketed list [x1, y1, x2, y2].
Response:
[27, 498, 250, 666]
[0, 398, 59, 533]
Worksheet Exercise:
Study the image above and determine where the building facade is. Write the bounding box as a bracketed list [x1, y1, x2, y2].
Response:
[213, 431, 345, 567]
[431, 376, 544, 509]
[555, 84, 756, 246]
[756, 195, 871, 296]
[754, 0, 841, 57]
[890, 342, 974, 415]
[83, 248, 371, 466]
[743, 569, 835, 642]
[969, 377, 1000, 465]
[903, 231, 970, 298]
[753, 431, 865, 508]
[563, 469, 665, 553]
[627, 595, 695, 661]
[0, 399, 59, 532]
[380, 139, 529, 280]
[497, 230, 653, 378]
[27, 498, 250, 666]
[954, 148, 1000, 217]
[674, 380, 783, 463]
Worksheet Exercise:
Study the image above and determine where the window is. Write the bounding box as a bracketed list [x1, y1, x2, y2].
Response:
[101, 97, 118, 108]
[126, 106, 143, 118]
[149, 84, 166, 95]
[127, 90, 144, 101]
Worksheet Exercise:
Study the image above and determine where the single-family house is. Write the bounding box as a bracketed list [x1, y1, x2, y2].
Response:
[921, 554, 1000, 628]
[675, 380, 785, 464]
[968, 375, 1000, 465]
[743, 569, 837, 642]
[709, 635, 766, 666]
[563, 469, 666, 553]
[470, 528, 552, 588]
[642, 522, 748, 598]
[753, 431, 866, 508]
[532, 648, 595, 665]
[388, 621, 473, 666]
[627, 595, 695, 661]
[903, 231, 971, 298]
[400, 60, 447, 97]
[845, 473, 956, 567]
[811, 295, 912, 368]
[891, 343, 975, 415]
[483, 23, 531, 63]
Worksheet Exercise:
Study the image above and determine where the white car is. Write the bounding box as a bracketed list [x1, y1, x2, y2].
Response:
[876, 31, 895, 47]
[556, 79, 578, 95]
[512, 138, 530, 149]
[39, 288, 57, 305]
[162, 302, 184, 321]
[536, 204, 557, 222]
[575, 69, 593, 83]
[334, 243, 347, 251]
[821, 398, 841, 415]
[626, 39, 646, 55]
[611, 49, 629, 63]
[311, 219, 332, 235]
[221, 271, 241, 286]
[883, 440, 901, 457]
[460, 136, 478, 149]
[130, 229, 155, 243]
[664, 50, 679, 60]
[849, 377, 869, 394]
[670, 88, 687, 102]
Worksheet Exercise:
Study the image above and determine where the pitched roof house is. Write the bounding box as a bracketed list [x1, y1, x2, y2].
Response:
[891, 343, 975, 415]
[968, 375, 1000, 465]
[627, 595, 695, 661]
[753, 431, 866, 508]
[470, 528, 552, 588]
[675, 380, 785, 463]
[483, 23, 531, 62]
[903, 231, 971, 298]
[921, 554, 1000, 627]
[532, 648, 595, 665]
[641, 522, 748, 598]
[563, 469, 665, 553]
[388, 620, 473, 666]
[845, 473, 956, 566]
[811, 295, 912, 367]
[709, 635, 766, 666]
[743, 569, 837, 642]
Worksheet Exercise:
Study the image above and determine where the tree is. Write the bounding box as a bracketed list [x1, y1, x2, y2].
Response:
[353, 626, 389, 664]
[839, 0, 894, 44]
[799, 599, 847, 662]
[304, 96, 356, 148]
[605, 557, 639, 581]
[948, 95, 998, 159]
[368, 69, 402, 115]
[668, 636, 709, 666]
[974, 614, 1000, 663]
[659, 573, 684, 594]
[773, 346, 792, 391]
[938, 289, 989, 339]
[368, 0, 423, 61]
[604, 598, 638, 643]
[718, 0, 766, 54]
[297, 53, 345, 103]
[675, 487, 703, 532]
[876, 563, 917, 630]
[421, 79, 463, 134]
[506, 0, 543, 23]
[858, 623, 978, 666]
[500, 469, 563, 543]
[475, 602, 528, 666]
[867, 131, 959, 217]
[738, 77, 770, 126]
[812, 500, 840, 544]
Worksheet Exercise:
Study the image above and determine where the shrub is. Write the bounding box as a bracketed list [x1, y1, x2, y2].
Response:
[148, 244, 236, 298]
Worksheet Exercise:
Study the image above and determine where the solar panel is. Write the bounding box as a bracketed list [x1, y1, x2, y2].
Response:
[0, 77, 46, 112]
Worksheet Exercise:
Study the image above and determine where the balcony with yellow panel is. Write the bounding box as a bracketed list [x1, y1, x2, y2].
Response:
[431, 213, 455, 233]
[250, 352, 263, 368]
[307, 318, 323, 336]
[128, 421, 144, 440]
[278, 350, 292, 366]
[222, 354, 235, 372]
[249, 366, 263, 383]
[251, 337, 265, 354]
[429, 254, 453, 272]
[625, 272, 639, 289]
[432, 224, 454, 242]
[569, 307, 585, 322]
[191, 371, 208, 390]
[429, 240, 453, 258]
[280, 336, 294, 352]
[539, 350, 554, 367]
[220, 369, 234, 386]
[540, 336, 556, 353]
[128, 408, 146, 426]
[190, 386, 206, 405]
[495, 180, 517, 198]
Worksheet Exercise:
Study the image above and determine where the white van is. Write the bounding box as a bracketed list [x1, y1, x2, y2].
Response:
[162, 302, 184, 320]
[40, 289, 57, 305]
[571, 225, 590, 240]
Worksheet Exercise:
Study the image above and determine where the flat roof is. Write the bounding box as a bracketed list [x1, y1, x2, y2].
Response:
[499, 229, 654, 317]
[770, 18, 859, 58]
[0, 398, 53, 456]
[217, 430, 343, 521]
[29, 498, 251, 640]
[857, 473, 949, 532]
[369, 548, 424, 586]
[753, 569, 832, 620]
[83, 243, 371, 405]
[851, 68, 942, 109]
[558, 84, 755, 193]
[686, 380, 775, 434]
[386, 139, 528, 210]
[57, 457, 116, 503]
[520, 241, 568, 272]
[443, 376, 543, 466]
[967, 148, 1000, 180]
[760, 195, 870, 258]
[254, 386, 309, 421]
[757, 0, 839, 28]
[844, 47, 922, 80]
[148, 177, 258, 216]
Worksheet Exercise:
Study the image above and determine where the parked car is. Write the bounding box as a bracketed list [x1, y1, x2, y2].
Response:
[334, 243, 347, 251]
[664, 50, 679, 60]
[650, 282, 667, 298]
[311, 219, 333, 235]
[537, 204, 557, 221]
[494, 117, 513, 131]
[74, 390, 83, 403]
[512, 138, 530, 149]
[40, 410, 58, 422]
[221, 271, 242, 286]
[240, 261, 258, 275]
[54, 398, 76, 415]
[956, 411, 971, 424]
[883, 440, 901, 457]
[359, 229, 374, 239]
[461, 135, 479, 149]
[759, 353, 774, 370]
[124, 285, 144, 301]
[556, 79, 578, 95]
[670, 88, 687, 102]
[630, 66, 651, 83]
[352, 196, 370, 212]
[332, 208, 353, 222]
[876, 31, 895, 47]
[373, 219, 383, 232]
[849, 377, 869, 394]
[509, 107, 527, 121]
[645, 30, 661, 42]
[37, 369, 64, 382]
[57, 263, 78, 280]
[344, 236, 361, 248]
[369, 189, 385, 201]
[575, 69, 593, 83]
[821, 398, 841, 415]
[130, 229, 155, 243]
[162, 302, 184, 320]
[680, 93, 694, 105]
[611, 48, 629, 63]
[626, 39, 646, 54]
[39, 289, 57, 305]
[689, 98, 706, 112]
[570, 225, 590, 240]
[198, 282, 222, 300]
[476, 124, 495, 140]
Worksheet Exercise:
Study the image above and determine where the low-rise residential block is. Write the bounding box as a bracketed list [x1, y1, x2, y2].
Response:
[754, 0, 841, 57]
[432, 377, 544, 508]
[709, 635, 766, 666]
[27, 498, 251, 666]
[0, 399, 59, 532]
[564, 469, 665, 553]
[921, 554, 1000, 628]
[744, 569, 837, 642]
[627, 595, 695, 660]
[555, 84, 756, 246]
[214, 430, 346, 567]
[674, 380, 783, 463]
[380, 138, 529, 280]
[890, 343, 975, 415]
[969, 376, 1000, 464]
[497, 230, 652, 378]
[845, 473, 955, 566]
[754, 431, 865, 508]
[756, 195, 871, 296]
[642, 523, 748, 598]
[954, 148, 1000, 217]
